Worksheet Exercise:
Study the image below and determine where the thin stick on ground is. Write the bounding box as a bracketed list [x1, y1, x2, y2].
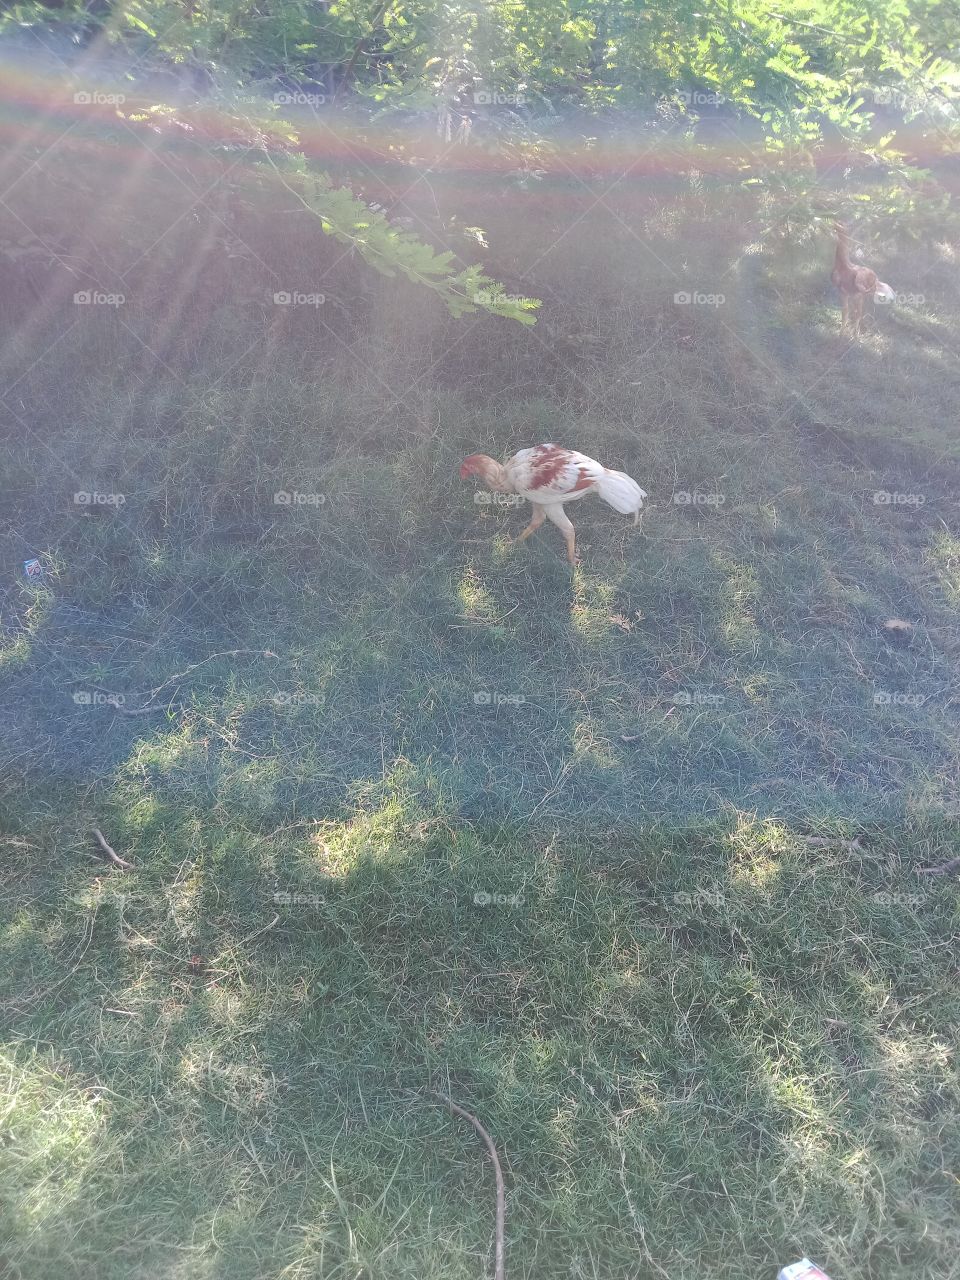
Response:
[90, 827, 133, 870]
[794, 834, 864, 853]
[83, 650, 279, 715]
[146, 649, 279, 699]
[917, 856, 960, 877]
[84, 686, 171, 716]
[430, 1091, 506, 1280]
[222, 914, 280, 955]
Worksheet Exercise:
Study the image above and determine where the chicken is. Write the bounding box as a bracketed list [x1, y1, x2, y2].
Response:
[831, 222, 895, 335]
[460, 442, 648, 564]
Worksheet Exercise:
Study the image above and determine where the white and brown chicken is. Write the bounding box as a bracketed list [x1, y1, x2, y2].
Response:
[460, 442, 647, 564]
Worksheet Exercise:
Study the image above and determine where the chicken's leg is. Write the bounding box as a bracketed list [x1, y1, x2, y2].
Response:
[515, 503, 546, 544]
[853, 292, 865, 336]
[545, 504, 576, 565]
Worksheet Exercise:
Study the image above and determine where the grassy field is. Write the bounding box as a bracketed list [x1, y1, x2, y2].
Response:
[2, 104, 960, 1279]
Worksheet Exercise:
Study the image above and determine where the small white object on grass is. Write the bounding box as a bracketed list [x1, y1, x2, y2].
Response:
[778, 1261, 832, 1280]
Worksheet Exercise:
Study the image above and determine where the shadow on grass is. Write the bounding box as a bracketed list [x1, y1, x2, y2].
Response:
[2, 781, 959, 1280]
[4, 433, 960, 833]
[2, 109, 960, 1280]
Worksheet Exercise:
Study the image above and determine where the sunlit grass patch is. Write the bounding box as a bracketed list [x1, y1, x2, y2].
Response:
[929, 530, 960, 605]
[0, 1048, 105, 1237]
[570, 575, 618, 645]
[2, 796, 959, 1279]
[0, 631, 30, 670]
[455, 566, 500, 625]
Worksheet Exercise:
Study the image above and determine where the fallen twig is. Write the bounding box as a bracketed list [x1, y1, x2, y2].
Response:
[85, 685, 175, 717]
[90, 827, 132, 870]
[431, 1091, 506, 1280]
[83, 648, 278, 715]
[232, 914, 280, 950]
[794, 834, 864, 853]
[146, 648, 278, 699]
[917, 856, 960, 877]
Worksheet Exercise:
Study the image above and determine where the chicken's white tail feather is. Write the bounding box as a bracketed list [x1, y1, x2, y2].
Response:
[875, 281, 895, 300]
[595, 468, 647, 515]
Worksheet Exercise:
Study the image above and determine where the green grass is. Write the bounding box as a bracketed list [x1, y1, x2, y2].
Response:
[2, 120, 960, 1279]
[3, 809, 959, 1279]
